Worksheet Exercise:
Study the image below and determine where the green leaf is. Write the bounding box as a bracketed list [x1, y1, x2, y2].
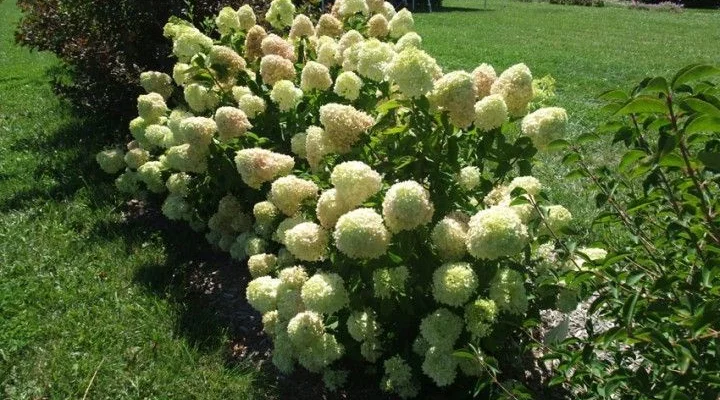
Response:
[565, 169, 587, 180]
[618, 150, 647, 172]
[622, 290, 640, 327]
[562, 152, 581, 165]
[639, 76, 669, 95]
[659, 153, 685, 168]
[576, 132, 600, 144]
[598, 89, 629, 101]
[672, 64, 720, 89]
[699, 150, 720, 171]
[684, 115, 720, 135]
[376, 99, 402, 114]
[615, 97, 668, 116]
[547, 139, 570, 151]
[683, 98, 720, 117]
[626, 272, 645, 286]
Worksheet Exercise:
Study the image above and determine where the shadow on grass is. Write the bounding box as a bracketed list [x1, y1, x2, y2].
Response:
[0, 108, 391, 398]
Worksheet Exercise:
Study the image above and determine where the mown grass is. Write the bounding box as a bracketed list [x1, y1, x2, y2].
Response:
[0, 2, 266, 398]
[416, 0, 720, 224]
[1, 0, 719, 398]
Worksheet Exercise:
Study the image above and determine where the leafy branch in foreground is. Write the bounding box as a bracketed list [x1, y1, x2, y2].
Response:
[548, 64, 720, 400]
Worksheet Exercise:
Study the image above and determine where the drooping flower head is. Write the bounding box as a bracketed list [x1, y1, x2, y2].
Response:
[96, 149, 125, 174]
[521, 107, 568, 150]
[334, 208, 391, 259]
[432, 262, 478, 307]
[285, 222, 329, 262]
[466, 206, 529, 260]
[301, 273, 350, 314]
[319, 104, 374, 153]
[488, 268, 528, 315]
[234, 148, 294, 189]
[382, 181, 434, 233]
[472, 63, 497, 99]
[491, 63, 534, 117]
[140, 71, 173, 99]
[474, 94, 508, 132]
[300, 61, 333, 91]
[246, 276, 281, 313]
[386, 47, 440, 98]
[265, 0, 296, 30]
[214, 107, 251, 141]
[388, 8, 414, 38]
[420, 308, 463, 348]
[429, 71, 477, 129]
[269, 175, 318, 216]
[270, 80, 303, 112]
[330, 161, 382, 207]
[334, 71, 363, 101]
[464, 298, 497, 339]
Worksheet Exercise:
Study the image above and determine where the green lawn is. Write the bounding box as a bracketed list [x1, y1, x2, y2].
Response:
[0, 2, 265, 398]
[417, 0, 720, 133]
[1, 0, 719, 398]
[416, 0, 720, 223]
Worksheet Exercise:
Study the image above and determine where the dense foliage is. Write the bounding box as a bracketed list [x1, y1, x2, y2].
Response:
[547, 0, 605, 8]
[15, 0, 319, 124]
[635, 0, 718, 8]
[95, 0, 600, 396]
[548, 65, 720, 399]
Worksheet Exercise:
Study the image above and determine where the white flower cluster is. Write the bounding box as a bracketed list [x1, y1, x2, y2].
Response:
[98, 2, 590, 395]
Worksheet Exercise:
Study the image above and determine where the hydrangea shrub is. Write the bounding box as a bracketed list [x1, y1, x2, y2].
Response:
[98, 0, 594, 395]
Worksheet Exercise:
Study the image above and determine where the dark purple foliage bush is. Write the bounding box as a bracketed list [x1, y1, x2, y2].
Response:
[15, 0, 320, 126]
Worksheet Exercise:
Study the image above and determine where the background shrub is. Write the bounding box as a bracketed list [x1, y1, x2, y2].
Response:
[547, 0, 605, 7]
[634, 0, 718, 8]
[15, 0, 320, 125]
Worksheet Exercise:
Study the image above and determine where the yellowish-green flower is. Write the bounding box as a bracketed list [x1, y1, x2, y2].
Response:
[334, 208, 391, 259]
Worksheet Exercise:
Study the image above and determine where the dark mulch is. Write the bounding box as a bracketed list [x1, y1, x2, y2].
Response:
[121, 199, 393, 400]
